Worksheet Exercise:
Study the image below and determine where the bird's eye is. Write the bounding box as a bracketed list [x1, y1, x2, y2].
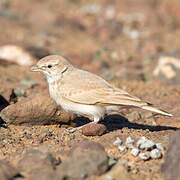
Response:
[48, 65, 52, 68]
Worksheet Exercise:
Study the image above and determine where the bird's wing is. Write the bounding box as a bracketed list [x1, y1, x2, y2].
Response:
[60, 69, 146, 107]
[60, 69, 172, 116]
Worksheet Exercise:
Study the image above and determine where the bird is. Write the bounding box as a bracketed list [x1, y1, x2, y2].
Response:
[31, 55, 172, 132]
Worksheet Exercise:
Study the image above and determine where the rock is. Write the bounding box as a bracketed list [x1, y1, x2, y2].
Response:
[127, 111, 141, 122]
[82, 123, 107, 136]
[125, 136, 134, 145]
[150, 149, 162, 159]
[153, 56, 180, 84]
[0, 45, 35, 66]
[113, 137, 122, 146]
[130, 148, 139, 157]
[17, 148, 57, 176]
[101, 160, 132, 180]
[141, 112, 156, 125]
[0, 91, 75, 125]
[161, 130, 180, 180]
[0, 160, 19, 180]
[139, 152, 150, 161]
[29, 170, 62, 180]
[118, 146, 127, 153]
[156, 143, 164, 151]
[101, 174, 114, 180]
[137, 136, 155, 150]
[57, 139, 108, 179]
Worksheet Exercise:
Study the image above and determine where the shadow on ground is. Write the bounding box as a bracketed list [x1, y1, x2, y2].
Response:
[74, 114, 179, 132]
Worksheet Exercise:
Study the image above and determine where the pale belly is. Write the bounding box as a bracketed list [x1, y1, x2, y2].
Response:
[60, 99, 106, 119]
[57, 98, 121, 122]
[49, 84, 121, 121]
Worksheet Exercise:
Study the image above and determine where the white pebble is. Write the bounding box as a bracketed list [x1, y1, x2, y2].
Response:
[125, 136, 134, 145]
[126, 143, 134, 149]
[139, 152, 150, 160]
[130, 148, 139, 157]
[0, 45, 35, 66]
[137, 136, 155, 150]
[101, 174, 114, 180]
[113, 137, 122, 146]
[118, 145, 126, 153]
[150, 149, 162, 159]
[156, 143, 164, 151]
[136, 136, 147, 148]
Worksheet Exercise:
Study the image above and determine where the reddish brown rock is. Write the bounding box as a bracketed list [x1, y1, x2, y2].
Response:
[0, 91, 75, 125]
[82, 123, 107, 136]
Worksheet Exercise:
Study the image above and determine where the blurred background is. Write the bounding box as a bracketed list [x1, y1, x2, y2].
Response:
[0, 1, 180, 180]
[0, 0, 180, 84]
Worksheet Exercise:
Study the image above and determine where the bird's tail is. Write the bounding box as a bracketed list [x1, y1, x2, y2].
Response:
[141, 105, 173, 117]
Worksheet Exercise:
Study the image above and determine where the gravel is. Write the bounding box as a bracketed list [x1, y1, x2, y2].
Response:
[139, 152, 150, 160]
[130, 148, 140, 157]
[125, 136, 134, 145]
[137, 136, 155, 150]
[155, 143, 164, 151]
[113, 137, 122, 146]
[150, 149, 162, 159]
[118, 146, 126, 153]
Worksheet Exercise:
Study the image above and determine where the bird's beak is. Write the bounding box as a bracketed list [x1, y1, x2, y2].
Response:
[30, 65, 41, 72]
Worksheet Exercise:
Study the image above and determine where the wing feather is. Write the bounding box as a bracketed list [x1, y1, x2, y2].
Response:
[60, 69, 146, 107]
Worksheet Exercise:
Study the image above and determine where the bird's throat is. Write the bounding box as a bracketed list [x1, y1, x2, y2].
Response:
[46, 74, 61, 85]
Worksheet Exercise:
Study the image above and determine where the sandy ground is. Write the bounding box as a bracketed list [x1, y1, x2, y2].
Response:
[0, 0, 180, 179]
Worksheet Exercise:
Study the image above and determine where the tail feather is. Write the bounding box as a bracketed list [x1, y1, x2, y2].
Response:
[141, 105, 173, 117]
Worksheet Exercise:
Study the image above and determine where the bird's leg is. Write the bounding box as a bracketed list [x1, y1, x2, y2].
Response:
[67, 116, 100, 133]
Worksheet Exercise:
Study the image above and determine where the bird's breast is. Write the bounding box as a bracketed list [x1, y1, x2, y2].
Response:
[48, 82, 61, 103]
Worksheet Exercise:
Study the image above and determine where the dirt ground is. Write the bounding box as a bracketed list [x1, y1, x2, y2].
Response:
[0, 0, 180, 180]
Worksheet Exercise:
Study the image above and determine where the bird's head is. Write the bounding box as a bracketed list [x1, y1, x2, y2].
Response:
[31, 55, 73, 82]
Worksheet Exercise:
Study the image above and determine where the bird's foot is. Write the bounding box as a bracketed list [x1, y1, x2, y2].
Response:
[66, 121, 97, 133]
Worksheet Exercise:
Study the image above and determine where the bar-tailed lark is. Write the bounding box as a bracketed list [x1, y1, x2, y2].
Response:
[31, 55, 172, 132]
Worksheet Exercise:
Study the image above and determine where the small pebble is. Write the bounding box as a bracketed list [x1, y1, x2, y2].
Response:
[101, 174, 114, 180]
[137, 137, 155, 150]
[140, 140, 155, 150]
[126, 143, 134, 149]
[130, 148, 139, 157]
[82, 123, 107, 136]
[125, 136, 134, 145]
[136, 136, 147, 148]
[139, 152, 150, 160]
[150, 149, 162, 159]
[113, 137, 122, 146]
[156, 143, 164, 151]
[118, 145, 126, 153]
